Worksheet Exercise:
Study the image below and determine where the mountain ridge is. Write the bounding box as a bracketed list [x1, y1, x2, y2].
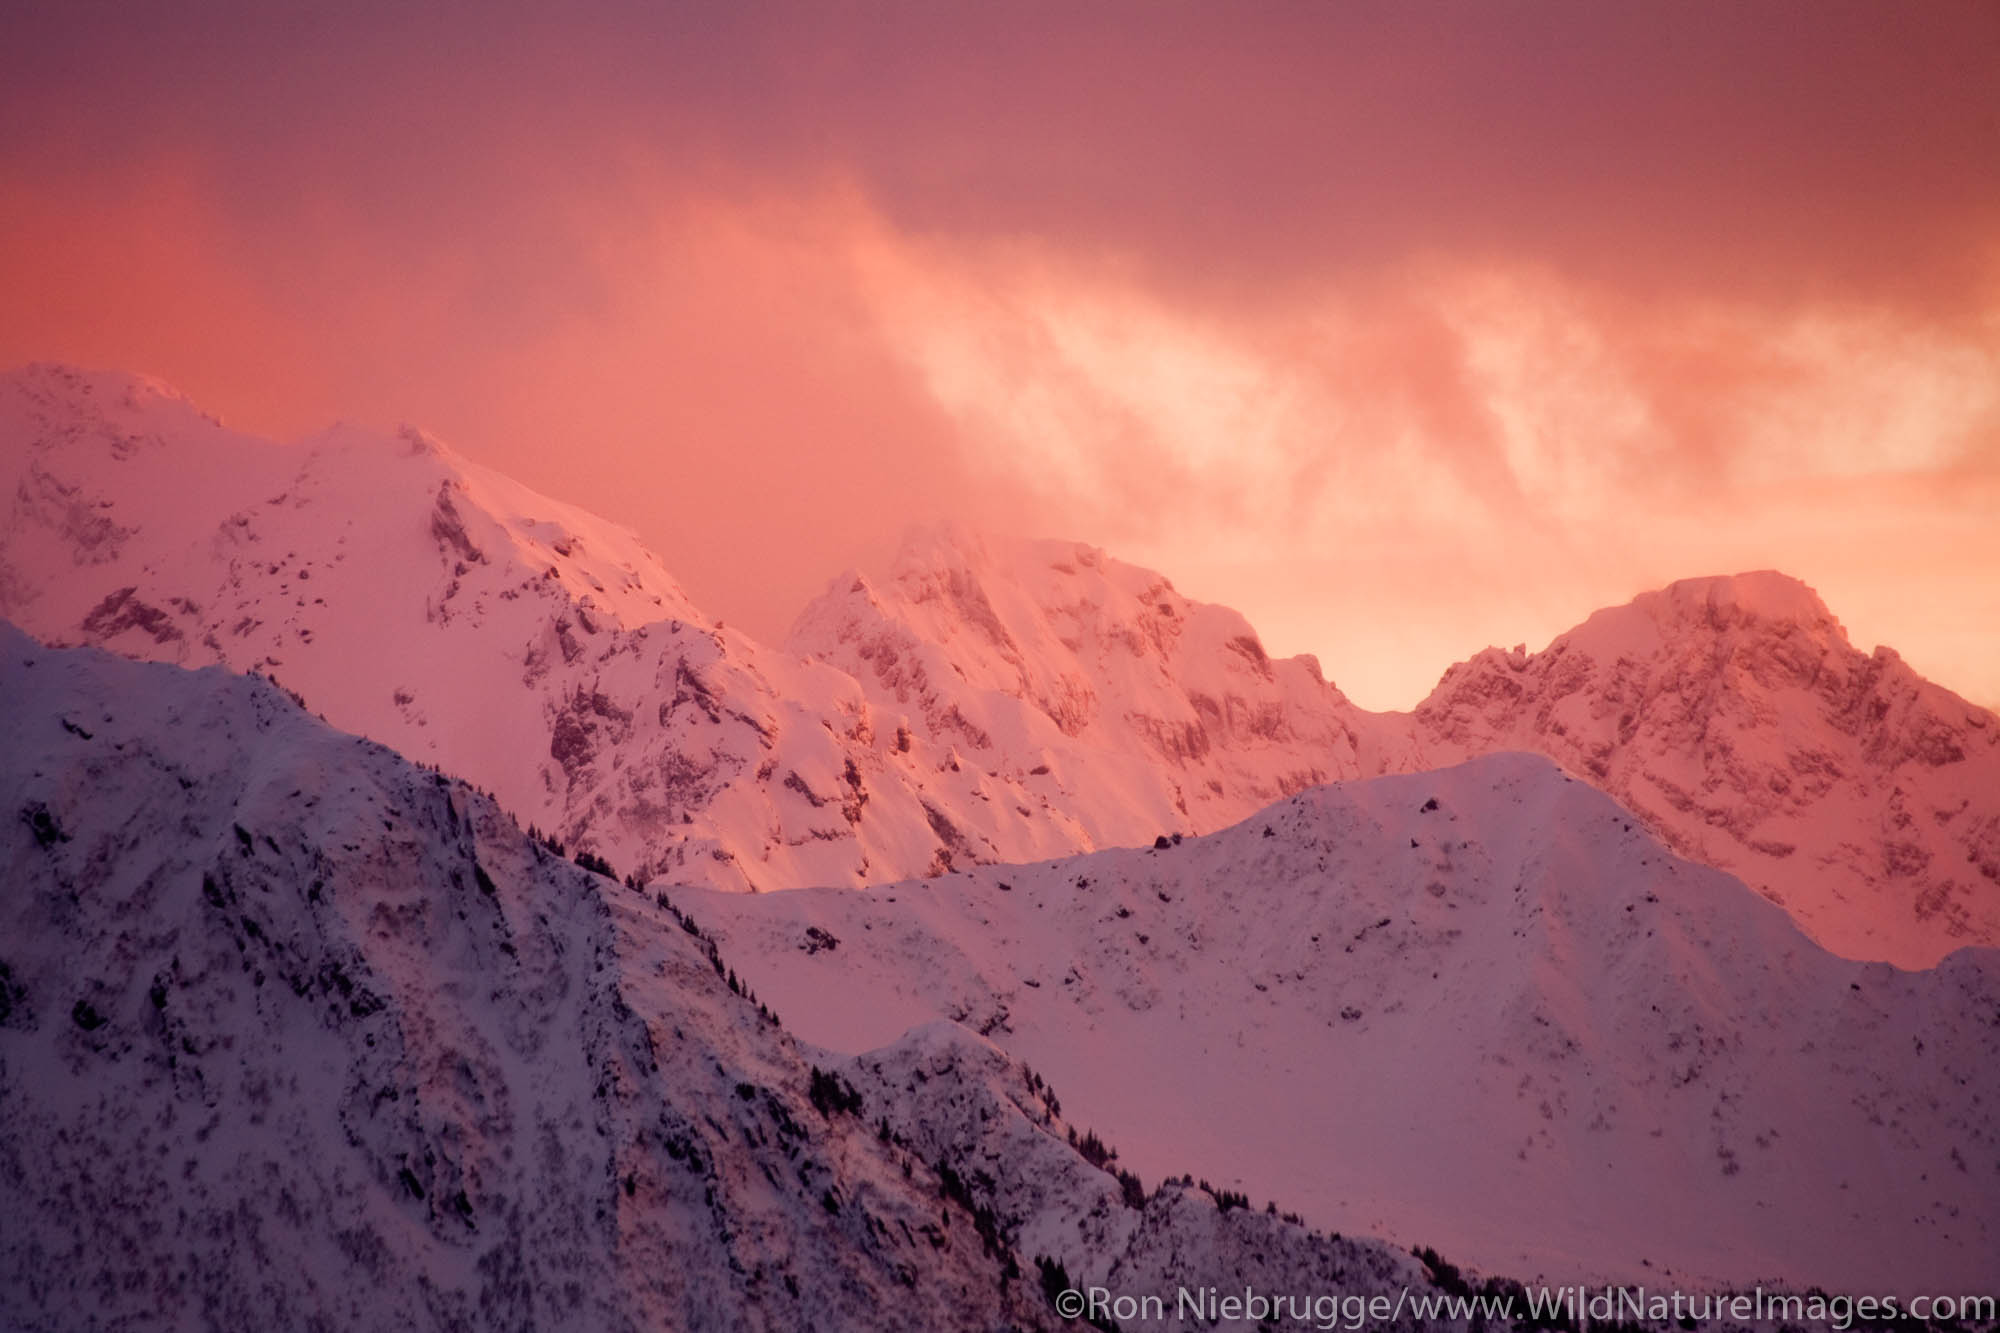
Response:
[683, 750, 2000, 1292]
[6, 362, 1996, 965]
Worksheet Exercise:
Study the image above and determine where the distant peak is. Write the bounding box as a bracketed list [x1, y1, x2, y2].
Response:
[1553, 570, 1847, 664]
[5, 361, 207, 417]
[399, 423, 450, 459]
[888, 519, 994, 573]
[889, 524, 1165, 605]
[887, 520, 1102, 581]
[0, 363, 236, 458]
[1651, 570, 1839, 629]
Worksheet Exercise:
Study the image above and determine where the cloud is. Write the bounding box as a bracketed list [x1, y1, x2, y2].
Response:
[3, 1, 1997, 707]
[834, 219, 2000, 705]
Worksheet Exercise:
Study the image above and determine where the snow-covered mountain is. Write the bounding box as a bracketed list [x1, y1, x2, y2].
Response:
[0, 365, 1386, 898]
[0, 365, 1118, 892]
[795, 538, 2000, 967]
[1, 625, 1485, 1331]
[1, 622, 1017, 1328]
[1411, 573, 2000, 966]
[788, 523, 1388, 854]
[8, 363, 1997, 967]
[682, 754, 2000, 1295]
[0, 362, 716, 849]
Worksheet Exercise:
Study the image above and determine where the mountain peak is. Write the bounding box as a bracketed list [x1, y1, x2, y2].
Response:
[1660, 568, 1837, 621]
[1638, 568, 1842, 637]
[880, 522, 1181, 603]
[1554, 569, 1845, 668]
[8, 368, 1994, 967]
[2, 361, 228, 452]
[788, 521, 1368, 854]
[884, 517, 1002, 573]
[5, 360, 195, 408]
[1415, 569, 2000, 966]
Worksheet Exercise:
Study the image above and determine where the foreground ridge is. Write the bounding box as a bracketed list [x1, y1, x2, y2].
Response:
[0, 624, 1524, 1330]
[686, 752, 2000, 1291]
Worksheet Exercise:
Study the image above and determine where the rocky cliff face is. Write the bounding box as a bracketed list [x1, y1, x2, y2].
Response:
[1411, 573, 2000, 966]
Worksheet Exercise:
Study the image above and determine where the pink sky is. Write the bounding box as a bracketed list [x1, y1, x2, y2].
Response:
[4, 1, 1996, 708]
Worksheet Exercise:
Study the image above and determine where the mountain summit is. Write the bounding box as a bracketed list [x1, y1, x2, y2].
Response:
[788, 521, 1381, 844]
[1413, 571, 2000, 965]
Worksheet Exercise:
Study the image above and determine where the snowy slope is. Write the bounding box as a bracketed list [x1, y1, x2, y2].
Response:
[1412, 573, 2000, 966]
[1, 624, 1555, 1331]
[791, 538, 2000, 965]
[0, 623, 1051, 1329]
[843, 1020, 1466, 1328]
[9, 363, 2000, 1321]
[683, 754, 2000, 1295]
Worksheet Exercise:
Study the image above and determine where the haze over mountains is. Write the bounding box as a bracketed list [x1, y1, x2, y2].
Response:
[6, 363, 1995, 967]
